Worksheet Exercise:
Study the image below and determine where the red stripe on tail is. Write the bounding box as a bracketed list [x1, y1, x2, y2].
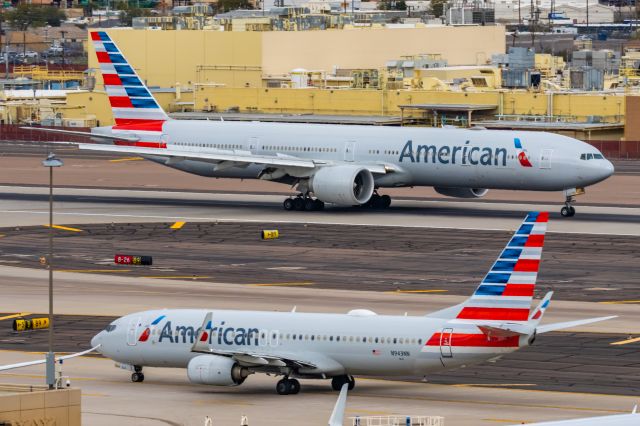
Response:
[426, 332, 519, 348]
[457, 307, 529, 321]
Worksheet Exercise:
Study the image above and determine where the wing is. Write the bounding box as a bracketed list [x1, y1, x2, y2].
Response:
[536, 316, 617, 334]
[0, 346, 100, 372]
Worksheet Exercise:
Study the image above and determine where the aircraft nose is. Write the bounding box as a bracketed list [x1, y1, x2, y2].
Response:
[91, 332, 104, 351]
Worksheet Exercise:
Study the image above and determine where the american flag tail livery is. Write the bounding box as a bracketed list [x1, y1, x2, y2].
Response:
[427, 211, 549, 323]
[90, 30, 170, 148]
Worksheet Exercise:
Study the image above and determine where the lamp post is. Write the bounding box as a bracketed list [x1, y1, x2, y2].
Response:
[42, 153, 63, 390]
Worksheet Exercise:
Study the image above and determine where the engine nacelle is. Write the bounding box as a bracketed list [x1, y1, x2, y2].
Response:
[310, 165, 374, 206]
[187, 355, 249, 386]
[434, 187, 489, 199]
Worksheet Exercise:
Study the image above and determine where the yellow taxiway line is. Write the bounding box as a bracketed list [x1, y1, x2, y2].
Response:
[249, 282, 314, 287]
[610, 336, 640, 346]
[386, 289, 448, 294]
[141, 276, 211, 280]
[0, 313, 31, 321]
[43, 224, 83, 232]
[109, 157, 144, 163]
[600, 300, 640, 304]
[170, 221, 186, 230]
[56, 269, 131, 273]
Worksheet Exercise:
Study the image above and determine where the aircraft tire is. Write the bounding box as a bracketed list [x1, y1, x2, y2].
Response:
[131, 372, 144, 383]
[331, 375, 348, 391]
[347, 375, 355, 390]
[379, 195, 391, 209]
[293, 197, 305, 211]
[313, 200, 325, 211]
[283, 198, 295, 211]
[276, 379, 291, 395]
[289, 379, 301, 394]
[561, 206, 575, 217]
[304, 198, 316, 211]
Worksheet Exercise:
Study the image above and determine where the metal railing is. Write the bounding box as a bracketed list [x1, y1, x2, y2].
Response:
[350, 415, 445, 426]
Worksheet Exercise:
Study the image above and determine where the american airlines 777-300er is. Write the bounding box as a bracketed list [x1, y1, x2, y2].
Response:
[28, 31, 615, 216]
[78, 212, 614, 395]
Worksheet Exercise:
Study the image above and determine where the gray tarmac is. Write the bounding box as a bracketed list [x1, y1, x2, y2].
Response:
[1, 221, 639, 302]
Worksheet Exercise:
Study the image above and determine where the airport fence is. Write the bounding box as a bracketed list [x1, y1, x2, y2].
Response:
[0, 124, 91, 143]
[585, 140, 640, 159]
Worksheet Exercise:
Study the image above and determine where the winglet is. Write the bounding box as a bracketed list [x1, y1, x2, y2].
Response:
[328, 383, 349, 426]
[191, 312, 213, 353]
[529, 291, 553, 323]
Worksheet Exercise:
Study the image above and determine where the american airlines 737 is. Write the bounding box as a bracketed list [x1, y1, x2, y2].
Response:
[29, 31, 614, 216]
[90, 212, 615, 394]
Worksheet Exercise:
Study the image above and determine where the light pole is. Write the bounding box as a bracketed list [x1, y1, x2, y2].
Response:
[42, 153, 63, 390]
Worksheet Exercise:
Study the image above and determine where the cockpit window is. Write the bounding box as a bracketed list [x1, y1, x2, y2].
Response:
[581, 153, 604, 160]
[104, 324, 117, 332]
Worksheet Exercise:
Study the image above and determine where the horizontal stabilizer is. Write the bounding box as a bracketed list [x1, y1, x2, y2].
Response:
[19, 126, 140, 142]
[536, 316, 617, 334]
[478, 323, 535, 337]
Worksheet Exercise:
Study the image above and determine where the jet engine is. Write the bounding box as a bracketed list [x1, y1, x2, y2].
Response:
[187, 355, 249, 386]
[310, 165, 374, 206]
[434, 187, 489, 199]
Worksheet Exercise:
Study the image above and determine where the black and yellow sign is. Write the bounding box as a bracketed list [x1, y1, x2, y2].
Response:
[261, 230, 279, 240]
[13, 317, 50, 331]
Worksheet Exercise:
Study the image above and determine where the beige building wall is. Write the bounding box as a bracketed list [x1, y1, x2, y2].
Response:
[261, 26, 505, 75]
[87, 26, 505, 89]
[0, 386, 81, 426]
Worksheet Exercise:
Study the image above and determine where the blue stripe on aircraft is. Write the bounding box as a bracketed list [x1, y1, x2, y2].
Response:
[514, 138, 523, 149]
[131, 98, 158, 108]
[108, 53, 127, 64]
[524, 212, 539, 222]
[482, 273, 511, 284]
[517, 224, 534, 235]
[205, 321, 212, 330]
[120, 76, 142, 86]
[500, 248, 522, 259]
[151, 315, 166, 325]
[542, 299, 550, 308]
[475, 284, 506, 296]
[103, 42, 118, 53]
[114, 65, 135, 75]
[491, 261, 516, 272]
[508, 236, 529, 247]
[125, 87, 151, 97]
[97, 32, 110, 42]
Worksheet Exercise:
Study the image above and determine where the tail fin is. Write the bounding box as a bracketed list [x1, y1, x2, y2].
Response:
[90, 31, 169, 147]
[428, 212, 549, 322]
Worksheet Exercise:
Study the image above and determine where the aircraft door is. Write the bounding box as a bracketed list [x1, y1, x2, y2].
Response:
[344, 141, 356, 162]
[540, 149, 553, 169]
[126, 316, 143, 346]
[440, 328, 453, 358]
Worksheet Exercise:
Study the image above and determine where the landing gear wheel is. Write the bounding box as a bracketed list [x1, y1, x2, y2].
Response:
[304, 198, 316, 211]
[283, 198, 294, 211]
[276, 378, 292, 395]
[292, 197, 304, 211]
[289, 379, 301, 394]
[313, 200, 325, 211]
[561, 206, 576, 217]
[331, 375, 354, 391]
[131, 372, 144, 383]
[379, 195, 391, 209]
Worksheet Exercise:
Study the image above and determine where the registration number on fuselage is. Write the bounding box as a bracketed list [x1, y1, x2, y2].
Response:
[391, 350, 410, 357]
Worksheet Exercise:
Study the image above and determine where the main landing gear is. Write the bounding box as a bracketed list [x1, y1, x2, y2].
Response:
[276, 377, 301, 395]
[363, 192, 391, 209]
[331, 375, 355, 391]
[561, 195, 576, 218]
[131, 365, 144, 383]
[283, 195, 325, 212]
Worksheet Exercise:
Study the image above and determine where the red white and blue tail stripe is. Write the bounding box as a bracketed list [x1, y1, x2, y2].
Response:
[456, 211, 549, 322]
[90, 30, 169, 148]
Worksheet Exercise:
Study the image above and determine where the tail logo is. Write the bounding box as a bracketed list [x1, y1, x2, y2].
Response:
[515, 138, 533, 168]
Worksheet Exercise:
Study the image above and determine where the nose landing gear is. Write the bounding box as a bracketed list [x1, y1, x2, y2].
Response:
[131, 365, 144, 383]
[561, 195, 576, 217]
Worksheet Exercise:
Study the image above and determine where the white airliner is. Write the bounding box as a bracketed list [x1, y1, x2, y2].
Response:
[89, 212, 615, 394]
[28, 31, 614, 216]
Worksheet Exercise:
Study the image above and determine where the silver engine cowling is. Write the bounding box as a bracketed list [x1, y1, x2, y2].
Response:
[187, 354, 249, 386]
[434, 187, 489, 199]
[310, 165, 375, 206]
